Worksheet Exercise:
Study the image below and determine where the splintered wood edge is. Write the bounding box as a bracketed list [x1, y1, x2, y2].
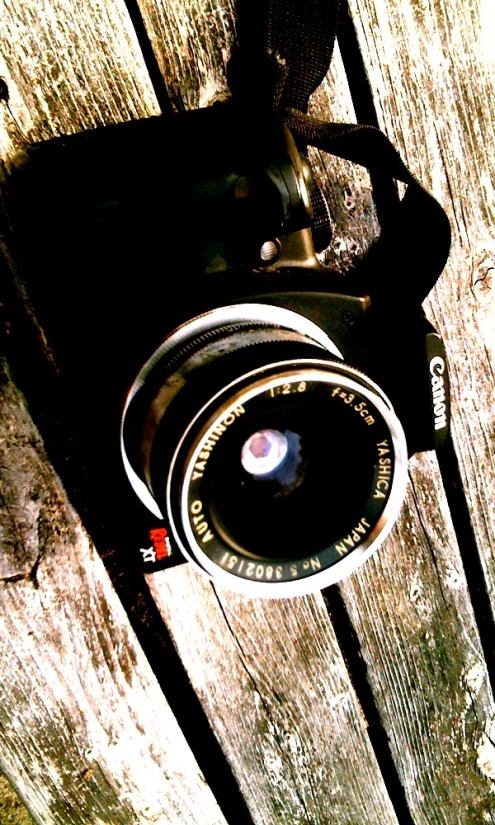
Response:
[0, 363, 228, 825]
[134, 0, 237, 111]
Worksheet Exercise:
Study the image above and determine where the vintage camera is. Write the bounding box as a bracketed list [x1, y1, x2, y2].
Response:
[6, 103, 449, 597]
[116, 103, 450, 597]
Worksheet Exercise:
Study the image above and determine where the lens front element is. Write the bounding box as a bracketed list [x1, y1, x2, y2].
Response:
[169, 363, 407, 597]
[241, 429, 289, 477]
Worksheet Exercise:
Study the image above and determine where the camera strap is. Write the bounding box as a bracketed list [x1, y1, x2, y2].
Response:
[284, 111, 451, 304]
[229, 0, 342, 113]
[228, 0, 451, 304]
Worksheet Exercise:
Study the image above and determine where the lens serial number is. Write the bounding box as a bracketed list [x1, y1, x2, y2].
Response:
[220, 554, 284, 580]
[219, 553, 322, 581]
[332, 387, 375, 425]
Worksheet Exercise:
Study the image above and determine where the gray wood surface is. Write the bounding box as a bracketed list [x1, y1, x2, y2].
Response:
[347, 0, 495, 616]
[1, 0, 495, 823]
[148, 568, 400, 825]
[0, 1, 225, 822]
[134, 0, 236, 110]
[0, 362, 228, 825]
[0, 0, 159, 159]
[340, 452, 495, 824]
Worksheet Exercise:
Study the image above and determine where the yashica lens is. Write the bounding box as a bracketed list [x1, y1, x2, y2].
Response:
[122, 304, 408, 597]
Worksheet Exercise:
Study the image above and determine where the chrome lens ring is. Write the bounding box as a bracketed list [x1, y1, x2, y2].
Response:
[121, 304, 343, 519]
[166, 360, 408, 598]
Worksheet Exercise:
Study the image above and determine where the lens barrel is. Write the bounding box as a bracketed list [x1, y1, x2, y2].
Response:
[122, 305, 408, 596]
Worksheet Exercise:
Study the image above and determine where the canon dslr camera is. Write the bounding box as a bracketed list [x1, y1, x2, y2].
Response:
[119, 104, 449, 597]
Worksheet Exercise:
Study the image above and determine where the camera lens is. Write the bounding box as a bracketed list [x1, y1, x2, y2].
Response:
[122, 304, 408, 596]
[240, 429, 289, 476]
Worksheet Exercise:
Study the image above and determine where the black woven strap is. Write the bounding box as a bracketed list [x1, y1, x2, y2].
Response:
[228, 0, 341, 112]
[266, 0, 342, 111]
[283, 111, 451, 303]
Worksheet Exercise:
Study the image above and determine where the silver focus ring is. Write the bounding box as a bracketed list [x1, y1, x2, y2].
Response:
[166, 362, 408, 598]
[121, 305, 343, 519]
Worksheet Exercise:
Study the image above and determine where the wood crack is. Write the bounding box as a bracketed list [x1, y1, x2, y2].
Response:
[433, 120, 463, 242]
[408, 471, 450, 612]
[436, 439, 495, 700]
[0, 572, 31, 585]
[324, 584, 417, 825]
[211, 584, 313, 825]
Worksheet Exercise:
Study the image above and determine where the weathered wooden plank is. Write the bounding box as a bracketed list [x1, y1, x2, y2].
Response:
[0, 0, 159, 159]
[0, 1, 228, 821]
[317, 4, 495, 819]
[329, 5, 495, 817]
[346, 0, 495, 612]
[339, 451, 495, 823]
[2, 2, 494, 825]
[134, 0, 237, 110]
[0, 361, 229, 825]
[147, 568, 400, 825]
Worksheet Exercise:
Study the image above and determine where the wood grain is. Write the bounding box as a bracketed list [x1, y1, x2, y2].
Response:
[0, 0, 222, 820]
[0, 362, 228, 825]
[134, 0, 237, 110]
[148, 567, 401, 825]
[346, 0, 495, 614]
[339, 451, 495, 823]
[0, 0, 159, 159]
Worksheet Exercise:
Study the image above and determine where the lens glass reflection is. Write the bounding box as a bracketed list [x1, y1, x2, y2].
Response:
[202, 383, 376, 561]
[241, 429, 289, 476]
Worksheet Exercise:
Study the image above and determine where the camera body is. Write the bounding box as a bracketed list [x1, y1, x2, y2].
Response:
[118, 104, 449, 596]
[9, 103, 449, 597]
